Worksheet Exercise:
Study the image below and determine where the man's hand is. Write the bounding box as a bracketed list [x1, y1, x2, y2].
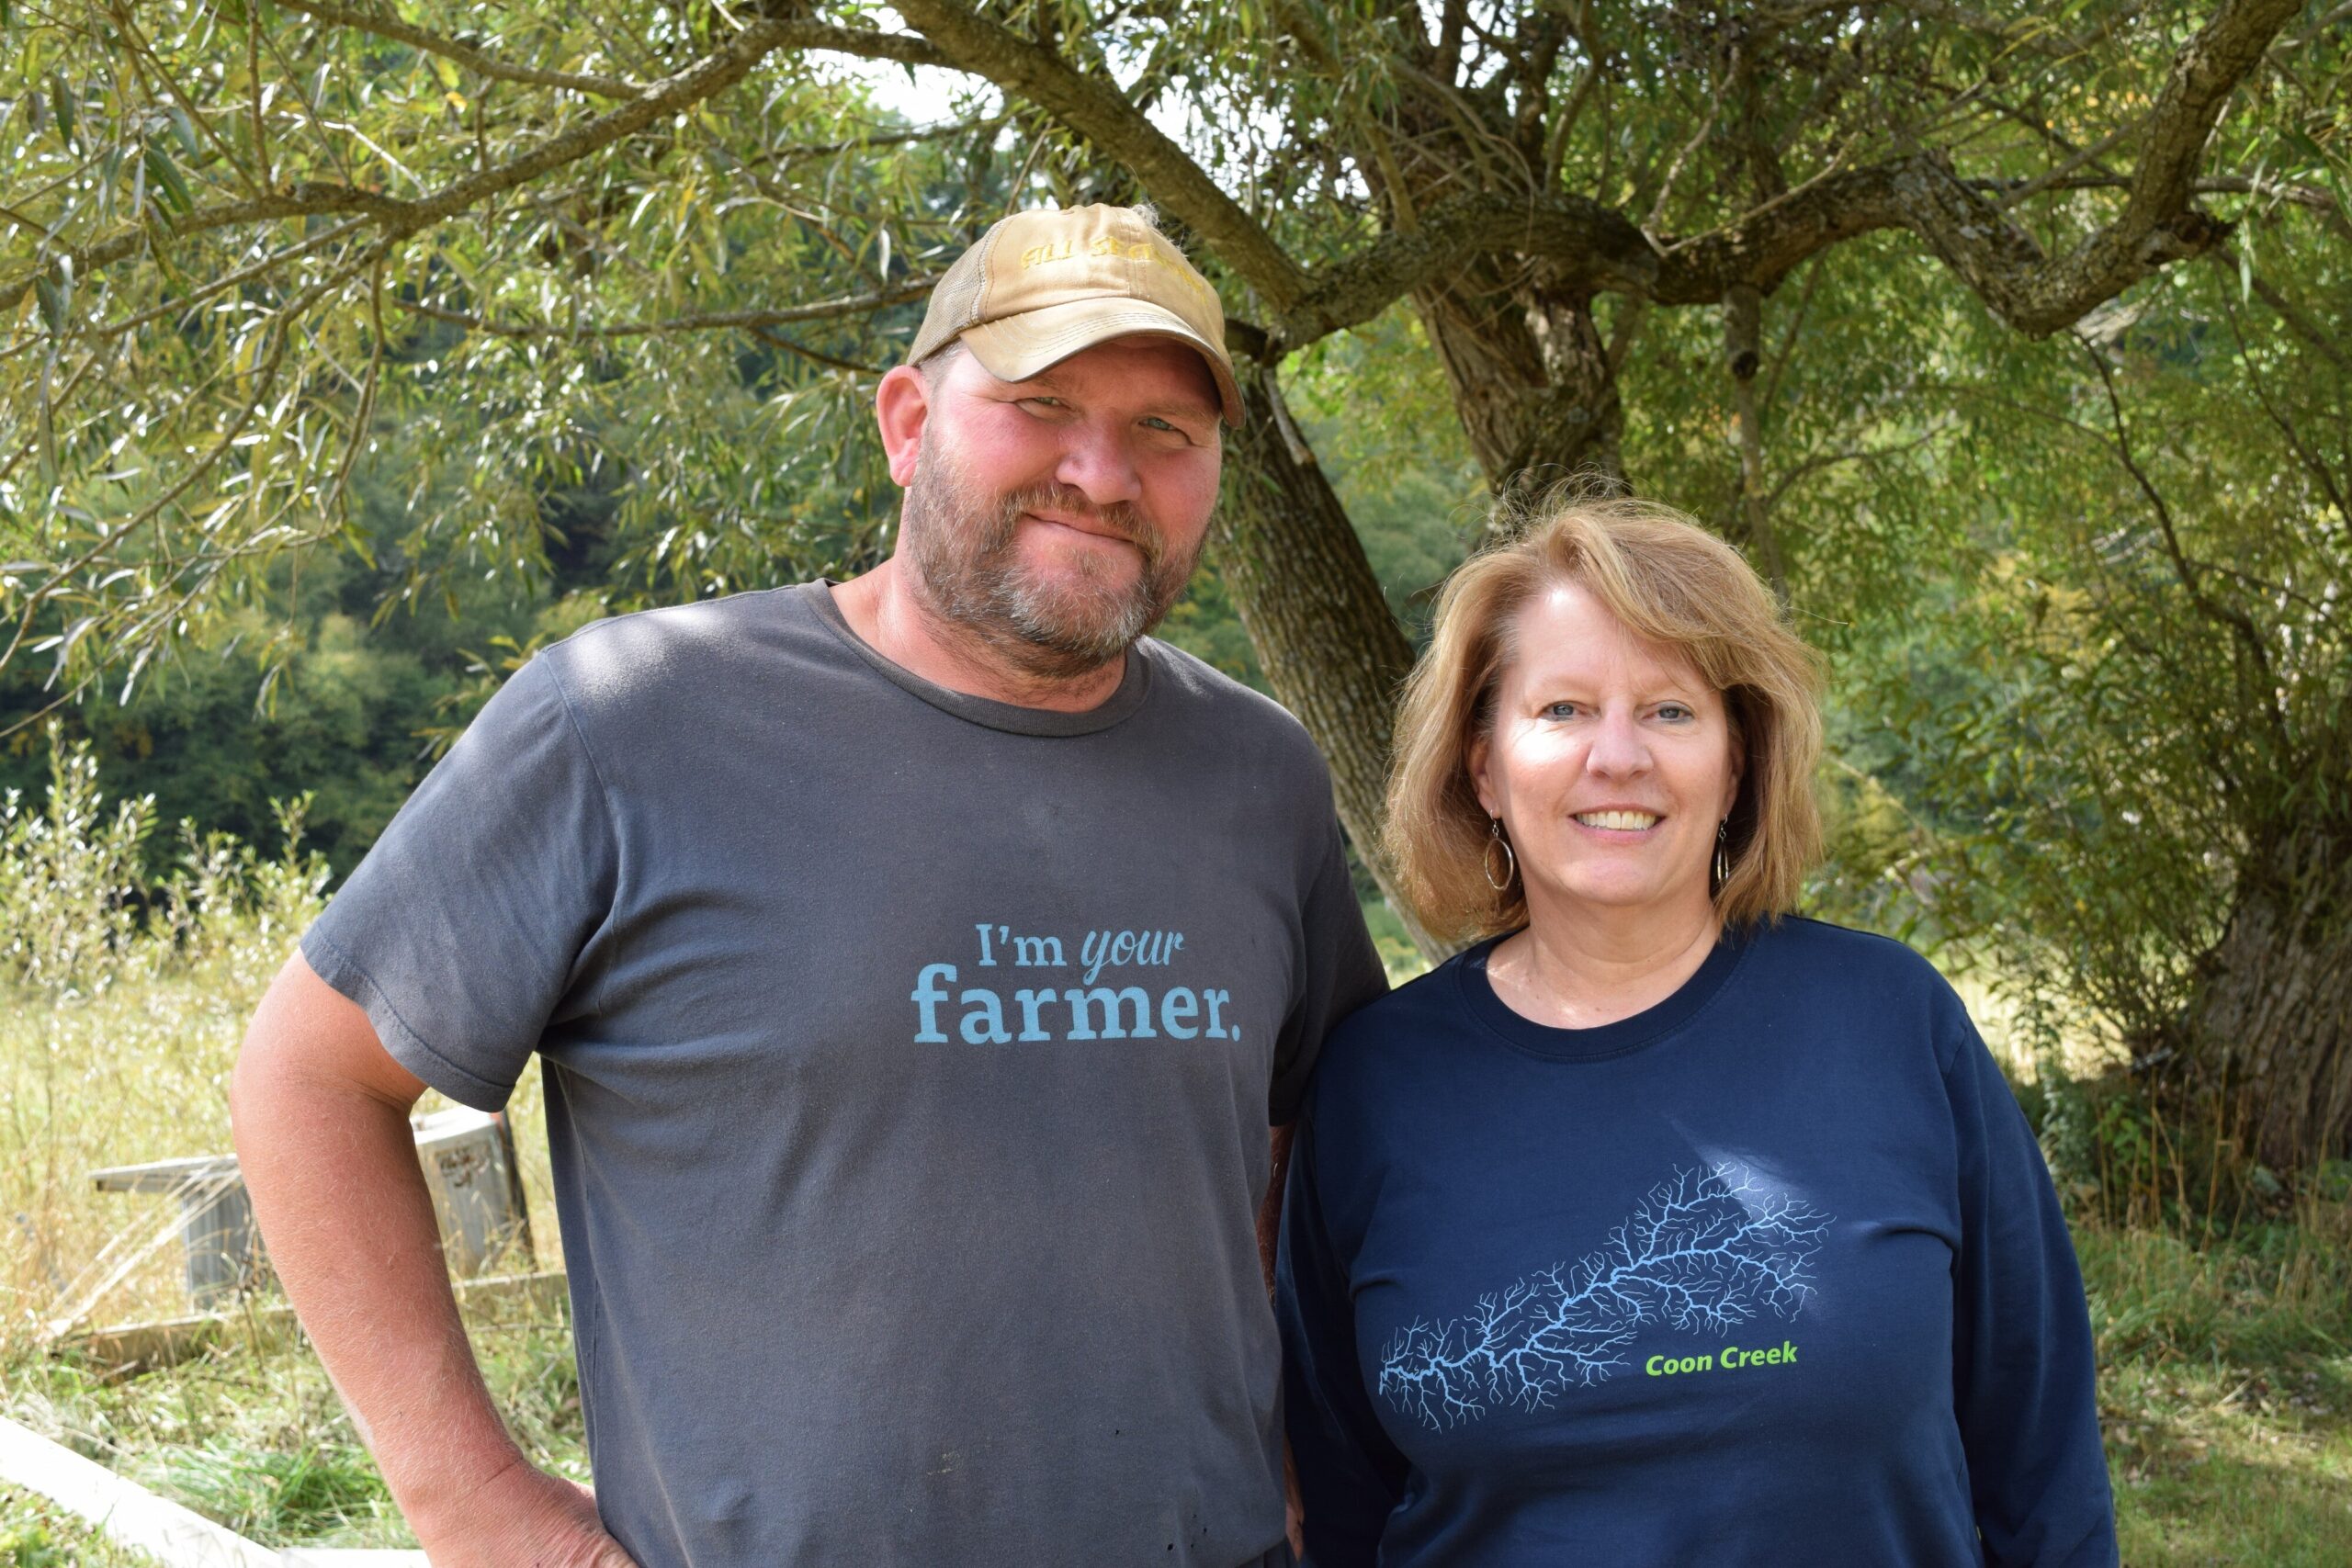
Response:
[411, 1460, 639, 1568]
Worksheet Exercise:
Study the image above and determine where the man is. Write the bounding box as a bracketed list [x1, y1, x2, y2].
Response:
[231, 204, 1386, 1568]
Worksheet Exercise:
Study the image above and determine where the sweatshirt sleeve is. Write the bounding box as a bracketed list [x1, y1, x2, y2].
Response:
[1277, 1109, 1408, 1565]
[1943, 1014, 2120, 1567]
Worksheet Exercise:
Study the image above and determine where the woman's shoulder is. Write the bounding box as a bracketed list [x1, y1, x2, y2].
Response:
[1746, 914, 1980, 1061]
[1749, 913, 1961, 993]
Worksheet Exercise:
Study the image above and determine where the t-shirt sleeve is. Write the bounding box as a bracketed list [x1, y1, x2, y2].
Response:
[1270, 820, 1388, 1124]
[300, 654, 620, 1111]
[1942, 1014, 2120, 1567]
[1277, 1109, 1408, 1564]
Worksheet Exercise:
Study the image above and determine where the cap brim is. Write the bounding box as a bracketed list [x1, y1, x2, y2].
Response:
[959, 299, 1245, 428]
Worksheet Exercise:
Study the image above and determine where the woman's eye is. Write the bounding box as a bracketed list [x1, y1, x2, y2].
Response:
[1657, 704, 1694, 722]
[1542, 701, 1579, 720]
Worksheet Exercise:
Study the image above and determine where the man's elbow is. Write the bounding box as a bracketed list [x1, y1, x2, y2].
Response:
[232, 952, 426, 1147]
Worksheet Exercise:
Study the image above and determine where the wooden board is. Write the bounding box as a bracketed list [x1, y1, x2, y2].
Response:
[62, 1270, 570, 1376]
[88, 1156, 241, 1195]
[0, 1415, 425, 1565]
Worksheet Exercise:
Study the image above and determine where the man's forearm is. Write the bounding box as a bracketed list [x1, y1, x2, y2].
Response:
[1259, 1122, 1295, 1299]
[231, 1053, 523, 1537]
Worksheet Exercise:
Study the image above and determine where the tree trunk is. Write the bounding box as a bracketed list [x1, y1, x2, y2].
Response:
[1414, 274, 1628, 508]
[2185, 820, 2352, 1169]
[1216, 364, 1447, 961]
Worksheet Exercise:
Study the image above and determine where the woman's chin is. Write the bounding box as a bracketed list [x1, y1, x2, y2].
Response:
[1534, 870, 1711, 919]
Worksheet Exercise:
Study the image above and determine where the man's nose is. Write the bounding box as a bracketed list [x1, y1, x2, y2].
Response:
[1584, 708, 1651, 776]
[1055, 420, 1144, 507]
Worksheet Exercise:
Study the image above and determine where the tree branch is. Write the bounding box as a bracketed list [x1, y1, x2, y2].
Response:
[888, 0, 1309, 308]
[1, 187, 406, 316]
[1267, 190, 1655, 353]
[747, 323, 884, 376]
[392, 277, 938, 339]
[1260, 0, 2299, 350]
[80, 218, 375, 339]
[2210, 248, 2351, 373]
[2076, 334, 2288, 744]
[2116, 0, 2301, 235]
[1977, 173, 2347, 230]
[272, 0, 646, 99]
[2, 17, 949, 310]
[1763, 424, 1951, 513]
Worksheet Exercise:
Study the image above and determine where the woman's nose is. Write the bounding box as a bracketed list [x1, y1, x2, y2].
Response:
[1584, 709, 1651, 775]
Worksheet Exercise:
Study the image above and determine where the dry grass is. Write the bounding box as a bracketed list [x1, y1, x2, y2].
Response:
[0, 739, 561, 1360]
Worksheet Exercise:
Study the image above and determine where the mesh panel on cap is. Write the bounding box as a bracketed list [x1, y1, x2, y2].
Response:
[909, 227, 997, 363]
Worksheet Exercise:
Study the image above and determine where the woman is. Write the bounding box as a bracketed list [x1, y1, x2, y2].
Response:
[1277, 497, 2115, 1566]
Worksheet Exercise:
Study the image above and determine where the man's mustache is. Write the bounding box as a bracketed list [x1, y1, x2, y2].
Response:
[992, 484, 1162, 565]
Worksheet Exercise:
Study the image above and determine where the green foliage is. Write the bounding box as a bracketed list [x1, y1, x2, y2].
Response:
[0, 1486, 161, 1567]
[0, 485, 574, 874]
[1839, 248, 2352, 1070]
[1357, 889, 1429, 988]
[0, 731, 331, 1345]
[8, 1302, 588, 1551]
[2, 0, 996, 713]
[150, 1439, 392, 1545]
[1153, 557, 1262, 689]
[1289, 308, 1489, 646]
[0, 730, 154, 991]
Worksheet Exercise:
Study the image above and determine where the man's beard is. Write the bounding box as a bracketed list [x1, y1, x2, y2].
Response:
[900, 436, 1202, 682]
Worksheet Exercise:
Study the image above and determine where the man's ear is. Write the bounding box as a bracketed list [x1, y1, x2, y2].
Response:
[875, 364, 933, 487]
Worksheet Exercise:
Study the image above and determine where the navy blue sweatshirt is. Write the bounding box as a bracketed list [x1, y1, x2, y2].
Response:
[1277, 917, 2116, 1566]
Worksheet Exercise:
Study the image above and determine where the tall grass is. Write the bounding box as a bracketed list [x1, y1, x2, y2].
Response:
[0, 732, 557, 1357]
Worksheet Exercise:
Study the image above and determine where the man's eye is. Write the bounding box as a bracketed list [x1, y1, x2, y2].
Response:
[1022, 395, 1067, 411]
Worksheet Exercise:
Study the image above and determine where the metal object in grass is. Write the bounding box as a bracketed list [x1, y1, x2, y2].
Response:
[61, 1109, 533, 1340]
[44, 1163, 251, 1343]
[86, 1156, 261, 1311]
[412, 1107, 536, 1277]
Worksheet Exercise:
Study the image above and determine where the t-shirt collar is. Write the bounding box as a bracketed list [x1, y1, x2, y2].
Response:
[805, 580, 1154, 737]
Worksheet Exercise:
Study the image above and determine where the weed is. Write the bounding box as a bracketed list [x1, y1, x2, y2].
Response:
[0, 1483, 160, 1566]
[147, 1437, 394, 1543]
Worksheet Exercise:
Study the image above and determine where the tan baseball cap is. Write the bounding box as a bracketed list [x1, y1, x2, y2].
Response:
[909, 205, 1244, 427]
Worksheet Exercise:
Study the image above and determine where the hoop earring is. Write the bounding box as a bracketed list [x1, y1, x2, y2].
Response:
[1484, 818, 1517, 894]
[1712, 820, 1731, 896]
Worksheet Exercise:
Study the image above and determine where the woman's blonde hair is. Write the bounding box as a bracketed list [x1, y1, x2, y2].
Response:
[1385, 492, 1825, 942]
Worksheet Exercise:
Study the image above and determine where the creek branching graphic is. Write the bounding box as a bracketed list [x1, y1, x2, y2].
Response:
[1378, 1164, 1833, 1429]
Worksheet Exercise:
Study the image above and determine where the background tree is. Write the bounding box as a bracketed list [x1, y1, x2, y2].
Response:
[5, 3, 2346, 1159]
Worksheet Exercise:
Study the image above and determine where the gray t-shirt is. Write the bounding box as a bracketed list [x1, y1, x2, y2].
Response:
[301, 581, 1386, 1568]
